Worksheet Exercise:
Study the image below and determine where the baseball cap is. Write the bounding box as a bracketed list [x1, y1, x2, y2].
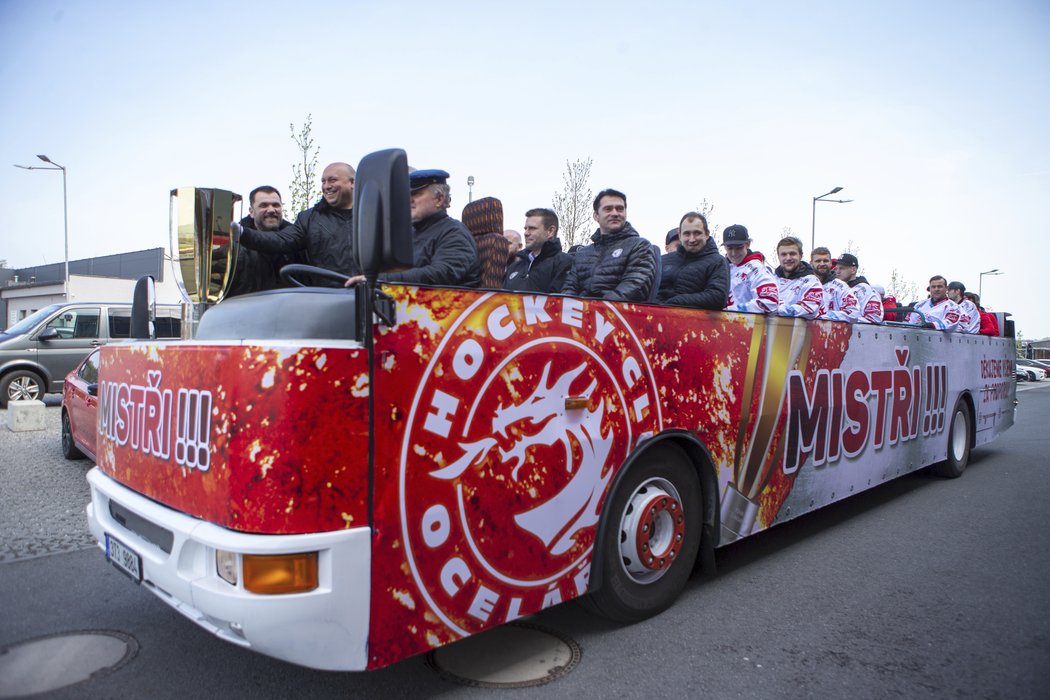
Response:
[666, 228, 680, 245]
[835, 253, 859, 267]
[947, 280, 966, 291]
[722, 224, 750, 246]
[409, 169, 450, 191]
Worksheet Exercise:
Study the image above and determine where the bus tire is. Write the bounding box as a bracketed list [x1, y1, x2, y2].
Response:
[932, 399, 971, 479]
[584, 443, 702, 623]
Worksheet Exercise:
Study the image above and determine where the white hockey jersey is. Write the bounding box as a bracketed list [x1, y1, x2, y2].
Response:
[908, 297, 962, 331]
[823, 278, 882, 323]
[726, 253, 779, 313]
[823, 278, 861, 322]
[776, 273, 825, 319]
[956, 299, 980, 334]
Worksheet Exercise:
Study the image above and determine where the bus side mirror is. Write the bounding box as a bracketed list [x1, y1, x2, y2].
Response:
[131, 275, 156, 339]
[353, 148, 414, 276]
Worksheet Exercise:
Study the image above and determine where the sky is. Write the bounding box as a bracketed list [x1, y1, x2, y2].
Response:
[1, 0, 1048, 337]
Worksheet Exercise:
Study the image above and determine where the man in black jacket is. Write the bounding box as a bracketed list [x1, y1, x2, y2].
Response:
[657, 212, 729, 309]
[346, 169, 480, 288]
[562, 189, 656, 301]
[237, 162, 360, 286]
[503, 208, 572, 293]
[226, 186, 303, 297]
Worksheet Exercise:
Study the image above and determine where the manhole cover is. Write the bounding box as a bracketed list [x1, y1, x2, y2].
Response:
[425, 622, 581, 688]
[0, 630, 138, 698]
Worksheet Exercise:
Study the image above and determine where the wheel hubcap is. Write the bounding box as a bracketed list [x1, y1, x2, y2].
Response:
[10, 376, 40, 401]
[951, 410, 967, 461]
[619, 478, 686, 583]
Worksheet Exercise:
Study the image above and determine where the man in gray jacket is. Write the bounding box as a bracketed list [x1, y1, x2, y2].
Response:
[561, 189, 656, 301]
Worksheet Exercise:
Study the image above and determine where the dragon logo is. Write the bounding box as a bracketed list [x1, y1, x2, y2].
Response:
[399, 294, 661, 636]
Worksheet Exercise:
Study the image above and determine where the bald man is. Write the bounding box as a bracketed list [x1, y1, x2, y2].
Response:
[238, 162, 361, 284]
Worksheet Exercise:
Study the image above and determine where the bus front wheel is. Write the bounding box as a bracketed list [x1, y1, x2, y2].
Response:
[584, 443, 702, 623]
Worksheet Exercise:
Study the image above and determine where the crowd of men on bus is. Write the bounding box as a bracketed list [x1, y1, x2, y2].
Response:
[230, 164, 998, 336]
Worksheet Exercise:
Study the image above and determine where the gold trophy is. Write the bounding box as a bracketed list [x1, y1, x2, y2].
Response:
[169, 187, 242, 331]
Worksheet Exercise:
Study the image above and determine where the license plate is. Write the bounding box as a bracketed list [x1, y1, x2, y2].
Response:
[106, 534, 142, 583]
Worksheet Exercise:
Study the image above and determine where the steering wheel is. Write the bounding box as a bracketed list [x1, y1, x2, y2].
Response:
[279, 263, 352, 288]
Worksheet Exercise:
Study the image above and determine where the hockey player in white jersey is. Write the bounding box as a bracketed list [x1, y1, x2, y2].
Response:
[824, 253, 883, 324]
[774, 236, 824, 318]
[908, 276, 962, 330]
[946, 280, 980, 333]
[722, 224, 779, 313]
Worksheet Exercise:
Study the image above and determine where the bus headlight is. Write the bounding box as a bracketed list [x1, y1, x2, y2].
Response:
[216, 549, 238, 586]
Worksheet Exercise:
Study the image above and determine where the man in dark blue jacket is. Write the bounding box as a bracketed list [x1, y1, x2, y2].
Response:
[345, 169, 480, 288]
[657, 212, 729, 309]
[503, 207, 572, 293]
[562, 189, 656, 301]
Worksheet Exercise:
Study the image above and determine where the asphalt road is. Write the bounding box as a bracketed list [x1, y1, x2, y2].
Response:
[1, 385, 1048, 699]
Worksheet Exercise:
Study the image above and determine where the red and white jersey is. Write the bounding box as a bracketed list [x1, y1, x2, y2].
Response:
[908, 297, 962, 331]
[853, 281, 885, 324]
[776, 274, 825, 319]
[822, 278, 862, 322]
[726, 253, 779, 313]
[956, 299, 980, 334]
[822, 279, 882, 324]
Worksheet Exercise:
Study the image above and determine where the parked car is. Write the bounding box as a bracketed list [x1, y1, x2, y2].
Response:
[61, 349, 101, 461]
[1017, 359, 1050, 379]
[0, 302, 182, 407]
[1017, 366, 1044, 382]
[1016, 360, 1047, 381]
[1016, 367, 1030, 382]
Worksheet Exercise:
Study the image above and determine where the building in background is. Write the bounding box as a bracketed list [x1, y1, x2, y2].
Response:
[1, 248, 182, 329]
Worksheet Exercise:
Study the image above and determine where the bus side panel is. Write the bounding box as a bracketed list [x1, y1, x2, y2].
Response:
[770, 327, 1014, 527]
[364, 288, 1014, 669]
[97, 342, 371, 534]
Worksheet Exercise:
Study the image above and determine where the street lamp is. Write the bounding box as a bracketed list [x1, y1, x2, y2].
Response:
[979, 268, 1003, 299]
[810, 186, 853, 253]
[467, 175, 475, 203]
[14, 154, 69, 301]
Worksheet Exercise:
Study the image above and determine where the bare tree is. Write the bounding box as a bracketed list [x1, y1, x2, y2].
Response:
[288, 114, 321, 218]
[693, 198, 720, 237]
[552, 157, 594, 248]
[886, 269, 920, 304]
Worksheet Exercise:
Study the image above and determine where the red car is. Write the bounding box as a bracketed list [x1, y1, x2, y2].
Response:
[61, 348, 100, 461]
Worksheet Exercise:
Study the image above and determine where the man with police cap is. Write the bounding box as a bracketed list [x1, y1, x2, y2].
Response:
[722, 224, 779, 313]
[946, 280, 980, 333]
[347, 169, 480, 288]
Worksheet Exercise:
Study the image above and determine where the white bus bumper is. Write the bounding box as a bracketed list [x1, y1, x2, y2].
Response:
[86, 467, 371, 671]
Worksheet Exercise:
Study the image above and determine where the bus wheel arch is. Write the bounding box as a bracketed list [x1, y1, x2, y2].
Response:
[932, 393, 974, 479]
[583, 434, 714, 623]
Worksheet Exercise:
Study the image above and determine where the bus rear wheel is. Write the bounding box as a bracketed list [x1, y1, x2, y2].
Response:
[584, 443, 701, 623]
[932, 399, 971, 478]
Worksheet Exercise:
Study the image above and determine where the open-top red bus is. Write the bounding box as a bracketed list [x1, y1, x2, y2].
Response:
[85, 150, 1016, 670]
